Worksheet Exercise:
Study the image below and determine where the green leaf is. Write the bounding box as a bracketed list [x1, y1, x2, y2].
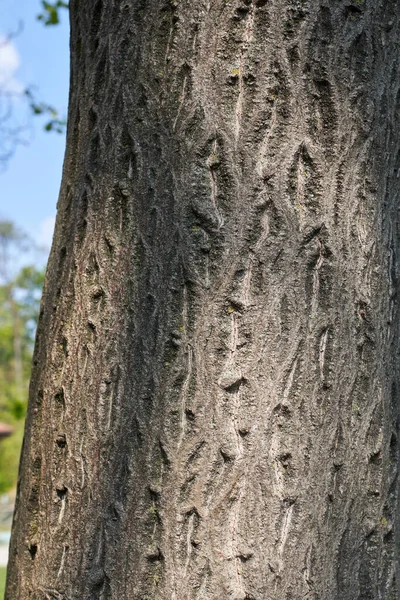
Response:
[37, 0, 69, 26]
[24, 88, 67, 134]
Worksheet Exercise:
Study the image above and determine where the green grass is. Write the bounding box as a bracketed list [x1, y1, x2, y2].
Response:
[0, 566, 6, 599]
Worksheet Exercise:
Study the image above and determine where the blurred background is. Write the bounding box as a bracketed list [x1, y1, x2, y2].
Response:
[0, 1, 69, 595]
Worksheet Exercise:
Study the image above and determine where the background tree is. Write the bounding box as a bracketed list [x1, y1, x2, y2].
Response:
[6, 1, 400, 599]
[0, 221, 44, 492]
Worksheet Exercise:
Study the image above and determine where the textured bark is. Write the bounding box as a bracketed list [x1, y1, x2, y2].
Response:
[6, 0, 400, 598]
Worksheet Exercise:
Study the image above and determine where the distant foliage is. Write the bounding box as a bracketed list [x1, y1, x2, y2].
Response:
[0, 221, 45, 492]
[25, 88, 66, 134]
[37, 1, 69, 26]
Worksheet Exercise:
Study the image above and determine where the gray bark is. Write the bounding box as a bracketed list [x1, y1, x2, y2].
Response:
[6, 0, 400, 598]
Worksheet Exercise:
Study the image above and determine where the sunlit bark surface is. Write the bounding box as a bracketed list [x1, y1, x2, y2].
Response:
[6, 1, 400, 598]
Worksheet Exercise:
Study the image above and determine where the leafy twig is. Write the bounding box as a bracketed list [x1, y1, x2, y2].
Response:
[37, 1, 69, 26]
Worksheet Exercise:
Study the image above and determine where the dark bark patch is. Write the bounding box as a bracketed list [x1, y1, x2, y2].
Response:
[78, 214, 87, 246]
[117, 126, 137, 179]
[191, 200, 221, 234]
[87, 567, 106, 595]
[37, 389, 44, 406]
[103, 235, 115, 256]
[28, 456, 42, 508]
[388, 476, 398, 501]
[278, 452, 292, 468]
[56, 484, 68, 499]
[86, 252, 100, 283]
[273, 403, 292, 418]
[222, 376, 247, 393]
[234, 0, 252, 18]
[88, 132, 101, 172]
[344, 4, 363, 18]
[61, 336, 68, 357]
[93, 48, 108, 95]
[314, 78, 338, 143]
[28, 543, 38, 560]
[301, 224, 324, 247]
[288, 142, 322, 216]
[91, 0, 103, 41]
[284, 0, 308, 39]
[54, 388, 65, 407]
[282, 495, 297, 507]
[88, 105, 98, 132]
[383, 529, 393, 544]
[389, 432, 398, 463]
[184, 505, 200, 519]
[148, 483, 161, 499]
[186, 442, 206, 467]
[91, 286, 105, 305]
[145, 546, 164, 562]
[87, 320, 97, 343]
[368, 450, 381, 465]
[55, 433, 67, 448]
[76, 190, 88, 246]
[237, 551, 253, 562]
[159, 440, 171, 469]
[349, 32, 369, 76]
[58, 246, 67, 274]
[185, 407, 196, 421]
[118, 36, 131, 66]
[220, 447, 237, 462]
[227, 297, 246, 313]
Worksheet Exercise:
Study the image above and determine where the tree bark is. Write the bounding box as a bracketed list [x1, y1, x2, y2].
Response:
[6, 1, 400, 598]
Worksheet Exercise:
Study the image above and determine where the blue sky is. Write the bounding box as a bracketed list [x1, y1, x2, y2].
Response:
[0, 0, 69, 257]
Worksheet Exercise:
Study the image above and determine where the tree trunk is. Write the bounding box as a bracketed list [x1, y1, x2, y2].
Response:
[6, 1, 400, 598]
